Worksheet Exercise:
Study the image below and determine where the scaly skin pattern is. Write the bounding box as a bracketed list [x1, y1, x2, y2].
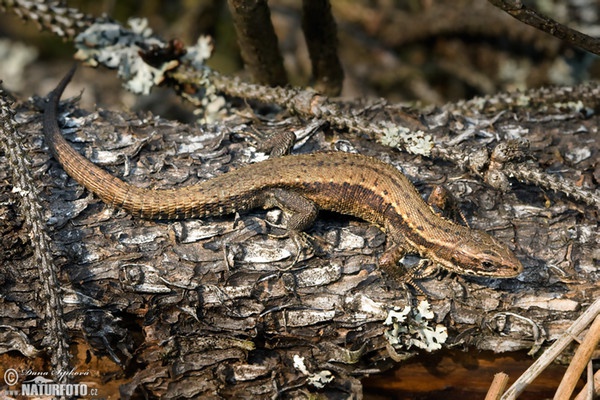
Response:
[43, 67, 523, 278]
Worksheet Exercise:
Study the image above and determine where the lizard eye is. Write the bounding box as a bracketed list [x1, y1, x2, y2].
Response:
[481, 261, 495, 271]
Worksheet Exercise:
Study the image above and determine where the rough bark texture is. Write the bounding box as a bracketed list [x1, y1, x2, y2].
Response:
[0, 81, 598, 398]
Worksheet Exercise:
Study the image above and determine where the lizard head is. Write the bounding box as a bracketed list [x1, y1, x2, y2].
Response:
[434, 228, 523, 278]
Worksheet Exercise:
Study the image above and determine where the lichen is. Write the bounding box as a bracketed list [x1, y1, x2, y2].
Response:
[384, 300, 448, 352]
[379, 122, 434, 156]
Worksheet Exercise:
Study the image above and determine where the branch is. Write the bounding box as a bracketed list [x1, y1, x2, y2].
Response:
[301, 0, 344, 96]
[0, 85, 72, 384]
[226, 0, 287, 86]
[488, 0, 600, 56]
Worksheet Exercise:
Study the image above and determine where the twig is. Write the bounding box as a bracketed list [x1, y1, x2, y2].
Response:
[173, 66, 600, 211]
[226, 0, 287, 86]
[503, 163, 600, 211]
[174, 66, 434, 156]
[574, 367, 600, 400]
[0, 87, 72, 384]
[574, 366, 599, 400]
[554, 314, 600, 400]
[573, 362, 597, 400]
[334, 1, 561, 55]
[501, 298, 600, 400]
[0, 0, 94, 39]
[485, 372, 510, 400]
[301, 0, 344, 96]
[488, 0, 600, 56]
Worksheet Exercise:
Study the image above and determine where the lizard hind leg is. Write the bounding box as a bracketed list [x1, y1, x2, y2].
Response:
[263, 188, 319, 267]
[427, 185, 470, 228]
[378, 241, 409, 281]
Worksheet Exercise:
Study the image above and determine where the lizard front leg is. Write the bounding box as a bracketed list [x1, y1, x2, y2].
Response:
[378, 240, 430, 293]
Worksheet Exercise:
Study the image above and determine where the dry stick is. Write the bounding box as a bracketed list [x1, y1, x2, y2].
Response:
[501, 298, 600, 400]
[227, 0, 287, 86]
[503, 163, 600, 212]
[586, 362, 595, 400]
[301, 0, 344, 96]
[488, 0, 600, 56]
[554, 314, 600, 400]
[485, 372, 510, 400]
[0, 89, 72, 385]
[0, 0, 93, 40]
[336, 1, 560, 54]
[573, 368, 600, 400]
[572, 365, 596, 400]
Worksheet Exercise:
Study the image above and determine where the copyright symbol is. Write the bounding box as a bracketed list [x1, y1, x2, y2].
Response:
[3, 368, 18, 385]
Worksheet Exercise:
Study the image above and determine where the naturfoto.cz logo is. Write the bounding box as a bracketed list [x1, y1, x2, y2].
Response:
[3, 368, 94, 397]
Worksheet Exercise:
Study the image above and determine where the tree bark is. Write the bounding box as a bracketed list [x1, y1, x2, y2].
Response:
[1, 81, 598, 398]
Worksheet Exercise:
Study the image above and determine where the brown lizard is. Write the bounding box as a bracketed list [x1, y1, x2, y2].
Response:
[43, 67, 523, 278]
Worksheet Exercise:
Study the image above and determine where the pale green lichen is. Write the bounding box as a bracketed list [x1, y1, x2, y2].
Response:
[194, 79, 226, 124]
[292, 354, 335, 389]
[183, 37, 224, 123]
[75, 18, 164, 94]
[384, 300, 448, 352]
[379, 122, 433, 157]
[0, 39, 38, 91]
[74, 18, 212, 96]
[182, 36, 213, 70]
[552, 100, 585, 113]
[515, 94, 531, 107]
[307, 370, 334, 388]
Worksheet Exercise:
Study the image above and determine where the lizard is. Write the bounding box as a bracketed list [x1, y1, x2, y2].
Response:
[43, 66, 523, 279]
